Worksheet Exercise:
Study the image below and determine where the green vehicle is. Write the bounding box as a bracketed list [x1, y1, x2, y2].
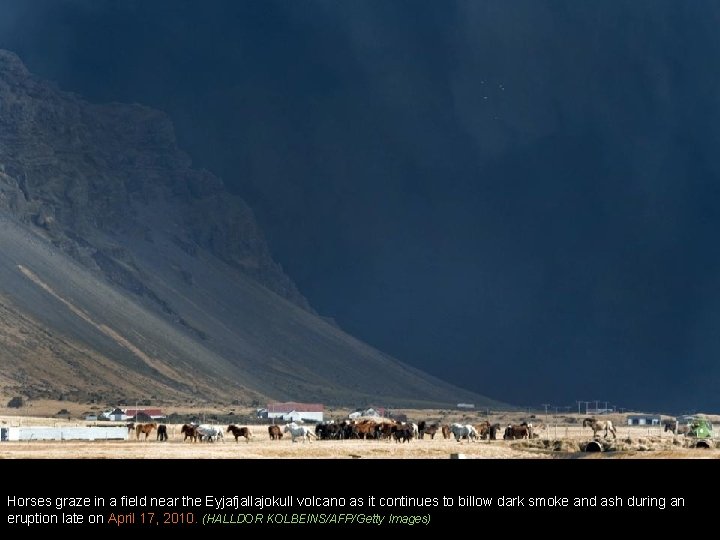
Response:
[687, 417, 713, 439]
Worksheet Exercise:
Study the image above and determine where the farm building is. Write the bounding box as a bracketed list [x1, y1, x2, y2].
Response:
[626, 414, 661, 426]
[0, 426, 128, 441]
[266, 402, 324, 423]
[104, 408, 165, 421]
[457, 403, 475, 409]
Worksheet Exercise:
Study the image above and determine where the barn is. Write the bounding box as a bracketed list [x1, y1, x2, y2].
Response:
[266, 402, 324, 423]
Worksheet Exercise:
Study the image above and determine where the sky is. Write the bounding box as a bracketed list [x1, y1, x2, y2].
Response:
[1, 1, 719, 413]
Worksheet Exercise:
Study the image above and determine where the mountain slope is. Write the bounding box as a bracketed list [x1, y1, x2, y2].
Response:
[0, 49, 502, 409]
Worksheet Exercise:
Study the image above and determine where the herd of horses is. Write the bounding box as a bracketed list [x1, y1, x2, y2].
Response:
[126, 422, 254, 442]
[310, 419, 537, 442]
[123, 420, 526, 443]
[121, 416, 629, 443]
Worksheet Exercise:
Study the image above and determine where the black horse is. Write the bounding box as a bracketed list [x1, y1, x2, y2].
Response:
[226, 425, 253, 443]
[156, 424, 168, 441]
[664, 422, 690, 435]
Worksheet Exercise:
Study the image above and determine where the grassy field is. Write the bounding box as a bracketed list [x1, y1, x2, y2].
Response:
[1, 408, 718, 459]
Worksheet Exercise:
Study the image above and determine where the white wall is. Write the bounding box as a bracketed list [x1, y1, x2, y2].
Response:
[5, 426, 128, 441]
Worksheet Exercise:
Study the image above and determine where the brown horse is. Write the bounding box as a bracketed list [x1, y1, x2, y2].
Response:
[474, 421, 491, 439]
[135, 423, 157, 440]
[352, 420, 378, 439]
[503, 424, 530, 440]
[418, 421, 440, 440]
[180, 424, 198, 442]
[441, 424, 451, 439]
[227, 425, 253, 443]
[268, 425, 283, 440]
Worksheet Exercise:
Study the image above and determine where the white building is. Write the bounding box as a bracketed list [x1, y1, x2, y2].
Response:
[104, 408, 165, 421]
[266, 402, 324, 423]
[626, 415, 661, 426]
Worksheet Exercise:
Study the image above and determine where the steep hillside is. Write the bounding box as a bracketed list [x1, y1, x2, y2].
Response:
[0, 49, 503, 409]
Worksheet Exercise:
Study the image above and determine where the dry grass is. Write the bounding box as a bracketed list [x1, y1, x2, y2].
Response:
[1, 413, 717, 459]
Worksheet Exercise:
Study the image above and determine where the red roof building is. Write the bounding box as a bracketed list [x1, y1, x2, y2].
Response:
[123, 409, 165, 419]
[267, 402, 324, 414]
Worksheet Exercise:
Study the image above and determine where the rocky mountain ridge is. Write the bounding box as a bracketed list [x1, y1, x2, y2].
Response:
[0, 49, 501, 409]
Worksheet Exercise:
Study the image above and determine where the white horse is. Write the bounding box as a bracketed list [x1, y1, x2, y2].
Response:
[283, 423, 317, 443]
[450, 423, 478, 442]
[197, 424, 223, 442]
[582, 418, 617, 439]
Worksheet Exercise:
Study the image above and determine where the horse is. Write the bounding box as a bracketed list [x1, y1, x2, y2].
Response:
[664, 422, 690, 436]
[227, 425, 253, 443]
[351, 420, 377, 439]
[392, 424, 414, 443]
[180, 424, 198, 442]
[503, 424, 530, 440]
[283, 422, 317, 443]
[450, 423, 478, 442]
[268, 425, 283, 440]
[441, 424, 451, 439]
[135, 422, 157, 440]
[375, 422, 396, 440]
[582, 417, 617, 439]
[197, 425, 222, 442]
[156, 424, 168, 441]
[316, 423, 344, 440]
[419, 422, 439, 440]
[475, 421, 491, 439]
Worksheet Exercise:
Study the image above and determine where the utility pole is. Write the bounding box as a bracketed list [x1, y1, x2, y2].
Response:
[541, 404, 550, 433]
